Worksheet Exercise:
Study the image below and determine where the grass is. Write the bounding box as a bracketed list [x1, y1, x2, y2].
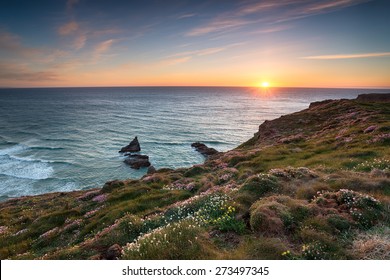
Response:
[0, 95, 389, 260]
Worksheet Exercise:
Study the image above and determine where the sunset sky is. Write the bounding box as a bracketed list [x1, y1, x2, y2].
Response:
[0, 0, 389, 88]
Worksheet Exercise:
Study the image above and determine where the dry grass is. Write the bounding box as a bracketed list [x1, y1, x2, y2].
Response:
[351, 226, 390, 260]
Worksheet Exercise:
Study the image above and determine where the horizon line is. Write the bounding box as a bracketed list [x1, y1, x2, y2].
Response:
[1, 85, 390, 90]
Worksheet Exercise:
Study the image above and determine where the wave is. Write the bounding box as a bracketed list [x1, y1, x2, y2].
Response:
[0, 144, 56, 180]
[0, 144, 28, 156]
[7, 154, 59, 164]
[0, 143, 64, 156]
[43, 138, 80, 143]
[30, 146, 64, 151]
[0, 158, 54, 180]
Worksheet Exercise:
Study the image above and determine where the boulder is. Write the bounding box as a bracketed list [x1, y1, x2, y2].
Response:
[124, 154, 151, 169]
[356, 93, 390, 102]
[147, 165, 156, 174]
[119, 136, 141, 153]
[364, 125, 377, 133]
[105, 244, 122, 260]
[191, 142, 218, 157]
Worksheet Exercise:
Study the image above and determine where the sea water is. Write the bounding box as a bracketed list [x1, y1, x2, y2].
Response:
[0, 87, 388, 199]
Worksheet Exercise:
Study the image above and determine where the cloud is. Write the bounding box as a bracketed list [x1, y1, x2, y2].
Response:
[187, 0, 368, 36]
[92, 39, 115, 62]
[303, 0, 365, 13]
[187, 18, 252, 36]
[161, 56, 192, 66]
[251, 24, 292, 34]
[94, 39, 114, 54]
[58, 21, 79, 36]
[166, 47, 226, 58]
[161, 42, 246, 66]
[0, 29, 40, 58]
[67, 0, 79, 11]
[301, 52, 390, 59]
[0, 63, 59, 81]
[238, 1, 289, 15]
[178, 13, 196, 19]
[91, 28, 122, 37]
[73, 34, 86, 50]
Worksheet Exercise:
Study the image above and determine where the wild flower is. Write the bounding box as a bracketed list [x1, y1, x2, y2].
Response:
[163, 181, 195, 191]
[313, 189, 383, 228]
[84, 206, 105, 218]
[352, 158, 390, 172]
[301, 242, 328, 260]
[14, 228, 28, 236]
[39, 227, 59, 239]
[0, 226, 8, 235]
[92, 194, 108, 203]
[77, 189, 101, 201]
[122, 219, 202, 259]
[63, 219, 83, 232]
[368, 133, 390, 144]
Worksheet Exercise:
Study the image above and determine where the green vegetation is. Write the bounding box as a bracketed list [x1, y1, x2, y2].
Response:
[1, 96, 389, 260]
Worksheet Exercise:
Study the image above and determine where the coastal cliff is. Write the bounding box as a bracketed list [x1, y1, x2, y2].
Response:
[1, 94, 389, 260]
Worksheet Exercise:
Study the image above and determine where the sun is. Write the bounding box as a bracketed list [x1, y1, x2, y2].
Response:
[261, 81, 270, 88]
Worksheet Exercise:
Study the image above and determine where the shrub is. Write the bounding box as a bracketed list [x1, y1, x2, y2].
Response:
[184, 166, 206, 177]
[353, 158, 390, 172]
[210, 205, 246, 234]
[244, 237, 289, 259]
[240, 174, 279, 199]
[122, 219, 214, 259]
[101, 180, 125, 193]
[351, 226, 390, 259]
[326, 215, 353, 233]
[301, 241, 330, 260]
[250, 200, 287, 236]
[313, 189, 383, 229]
[250, 196, 310, 235]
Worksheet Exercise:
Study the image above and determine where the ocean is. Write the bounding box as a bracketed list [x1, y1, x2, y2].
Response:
[0, 87, 388, 200]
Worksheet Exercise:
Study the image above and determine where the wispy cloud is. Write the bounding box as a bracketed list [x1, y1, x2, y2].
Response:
[187, 0, 368, 36]
[160, 56, 192, 66]
[94, 39, 114, 54]
[0, 29, 40, 58]
[238, 1, 289, 15]
[92, 39, 116, 62]
[0, 63, 59, 81]
[91, 28, 122, 37]
[166, 47, 226, 58]
[58, 21, 79, 36]
[73, 34, 86, 50]
[66, 0, 79, 11]
[178, 13, 196, 19]
[250, 24, 292, 34]
[187, 18, 252, 36]
[303, 0, 365, 13]
[161, 42, 245, 66]
[301, 52, 390, 59]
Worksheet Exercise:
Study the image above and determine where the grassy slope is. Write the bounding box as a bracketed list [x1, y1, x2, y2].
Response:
[0, 96, 389, 260]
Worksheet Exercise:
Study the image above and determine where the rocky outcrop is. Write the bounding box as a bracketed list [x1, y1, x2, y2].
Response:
[119, 137, 151, 169]
[356, 93, 390, 102]
[191, 142, 218, 157]
[147, 165, 156, 174]
[105, 244, 122, 260]
[124, 154, 151, 169]
[119, 137, 141, 153]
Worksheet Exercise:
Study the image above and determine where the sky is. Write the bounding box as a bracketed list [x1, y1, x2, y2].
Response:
[0, 0, 389, 88]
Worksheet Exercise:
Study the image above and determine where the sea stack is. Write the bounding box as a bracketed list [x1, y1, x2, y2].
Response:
[191, 142, 218, 157]
[124, 154, 151, 169]
[119, 136, 141, 153]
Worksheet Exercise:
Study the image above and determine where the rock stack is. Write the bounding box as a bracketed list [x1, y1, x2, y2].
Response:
[119, 137, 151, 169]
[119, 136, 141, 153]
[191, 142, 218, 157]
